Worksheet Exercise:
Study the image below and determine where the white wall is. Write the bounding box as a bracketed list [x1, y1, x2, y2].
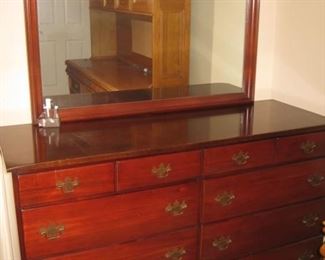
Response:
[0, 0, 31, 126]
[0, 0, 324, 127]
[270, 0, 325, 116]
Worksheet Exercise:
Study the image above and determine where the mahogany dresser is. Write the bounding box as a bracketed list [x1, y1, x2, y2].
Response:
[1, 100, 325, 260]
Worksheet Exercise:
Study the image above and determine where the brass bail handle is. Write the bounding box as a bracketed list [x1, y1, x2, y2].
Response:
[165, 200, 188, 216]
[40, 224, 65, 240]
[212, 236, 232, 251]
[232, 151, 250, 166]
[307, 174, 325, 187]
[152, 163, 172, 179]
[56, 177, 80, 193]
[215, 191, 236, 207]
[300, 140, 317, 154]
[165, 247, 186, 260]
[302, 213, 320, 227]
[298, 251, 316, 260]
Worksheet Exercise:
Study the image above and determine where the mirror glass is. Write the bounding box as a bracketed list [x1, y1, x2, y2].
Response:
[36, 0, 247, 108]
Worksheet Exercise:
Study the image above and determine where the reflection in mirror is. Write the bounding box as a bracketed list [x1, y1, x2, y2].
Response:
[37, 0, 246, 101]
[25, 0, 259, 122]
[190, 0, 246, 88]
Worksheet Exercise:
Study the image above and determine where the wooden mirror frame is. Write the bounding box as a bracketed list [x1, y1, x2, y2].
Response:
[24, 0, 260, 123]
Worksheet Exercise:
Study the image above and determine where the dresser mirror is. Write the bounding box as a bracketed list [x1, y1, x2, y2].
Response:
[25, 0, 259, 122]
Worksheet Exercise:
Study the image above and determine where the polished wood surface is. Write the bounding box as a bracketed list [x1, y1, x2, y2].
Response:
[66, 58, 152, 92]
[22, 182, 199, 259]
[201, 198, 325, 259]
[46, 228, 198, 260]
[0, 101, 321, 174]
[242, 236, 323, 260]
[1, 101, 325, 174]
[24, 0, 260, 123]
[117, 151, 200, 191]
[18, 163, 115, 207]
[4, 101, 325, 259]
[203, 139, 275, 176]
[203, 158, 325, 223]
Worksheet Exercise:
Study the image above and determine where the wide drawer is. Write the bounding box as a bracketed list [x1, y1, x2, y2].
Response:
[277, 132, 325, 163]
[203, 159, 325, 223]
[201, 198, 325, 260]
[203, 140, 275, 176]
[241, 236, 323, 260]
[21, 182, 199, 259]
[18, 163, 115, 207]
[46, 227, 198, 260]
[117, 151, 200, 191]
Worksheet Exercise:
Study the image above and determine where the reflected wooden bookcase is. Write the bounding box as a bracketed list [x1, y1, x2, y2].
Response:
[66, 0, 190, 93]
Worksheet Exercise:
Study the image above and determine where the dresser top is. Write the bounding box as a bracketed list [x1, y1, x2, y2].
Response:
[1, 100, 325, 174]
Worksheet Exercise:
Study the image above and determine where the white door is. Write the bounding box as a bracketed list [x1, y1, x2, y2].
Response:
[38, 0, 91, 96]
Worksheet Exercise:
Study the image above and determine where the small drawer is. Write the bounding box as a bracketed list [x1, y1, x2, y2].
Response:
[203, 140, 275, 176]
[277, 132, 325, 163]
[115, 0, 130, 11]
[201, 198, 325, 260]
[22, 182, 199, 259]
[203, 159, 325, 223]
[131, 0, 153, 14]
[18, 163, 114, 207]
[242, 236, 323, 260]
[117, 151, 200, 191]
[46, 227, 198, 260]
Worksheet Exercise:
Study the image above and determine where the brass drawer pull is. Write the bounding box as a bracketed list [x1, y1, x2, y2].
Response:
[300, 141, 317, 154]
[302, 214, 319, 227]
[212, 236, 232, 251]
[152, 163, 171, 179]
[165, 247, 186, 260]
[307, 175, 325, 187]
[40, 224, 65, 240]
[298, 251, 315, 260]
[215, 191, 235, 206]
[165, 200, 187, 216]
[232, 151, 250, 166]
[56, 177, 80, 193]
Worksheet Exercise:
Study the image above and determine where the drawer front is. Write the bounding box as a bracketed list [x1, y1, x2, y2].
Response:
[203, 159, 325, 223]
[46, 228, 198, 260]
[203, 140, 275, 176]
[201, 198, 325, 260]
[131, 0, 153, 14]
[116, 0, 130, 10]
[242, 236, 323, 260]
[22, 183, 199, 259]
[277, 132, 325, 163]
[117, 151, 201, 191]
[18, 163, 115, 207]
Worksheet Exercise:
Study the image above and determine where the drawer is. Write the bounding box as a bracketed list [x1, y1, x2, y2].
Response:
[117, 151, 200, 191]
[131, 0, 153, 14]
[203, 159, 325, 223]
[18, 163, 115, 207]
[242, 236, 323, 260]
[115, 0, 130, 11]
[277, 132, 325, 163]
[22, 182, 199, 259]
[203, 140, 275, 176]
[46, 227, 198, 260]
[201, 198, 325, 260]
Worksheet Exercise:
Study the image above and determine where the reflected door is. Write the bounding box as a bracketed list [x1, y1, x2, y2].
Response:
[38, 0, 91, 96]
